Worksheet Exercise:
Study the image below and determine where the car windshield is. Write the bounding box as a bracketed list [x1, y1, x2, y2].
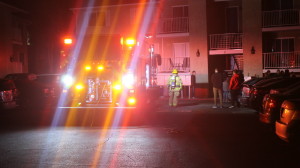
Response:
[36, 75, 61, 84]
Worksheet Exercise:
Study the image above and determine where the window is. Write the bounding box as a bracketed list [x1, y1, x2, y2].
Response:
[273, 38, 294, 52]
[262, 0, 294, 11]
[172, 6, 188, 18]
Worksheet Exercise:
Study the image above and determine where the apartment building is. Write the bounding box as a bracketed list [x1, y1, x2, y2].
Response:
[71, 0, 300, 98]
[0, 2, 30, 78]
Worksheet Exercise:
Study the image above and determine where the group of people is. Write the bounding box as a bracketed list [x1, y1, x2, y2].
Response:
[167, 68, 244, 108]
[211, 68, 244, 108]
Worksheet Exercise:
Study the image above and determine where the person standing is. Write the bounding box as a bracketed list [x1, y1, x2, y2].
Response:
[191, 71, 196, 98]
[167, 69, 183, 107]
[229, 70, 242, 108]
[211, 68, 224, 108]
[222, 76, 230, 103]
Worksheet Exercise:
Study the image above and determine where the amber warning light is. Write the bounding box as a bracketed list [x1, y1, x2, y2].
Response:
[64, 38, 73, 45]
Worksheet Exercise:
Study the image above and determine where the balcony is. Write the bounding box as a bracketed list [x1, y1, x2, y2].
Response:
[262, 9, 300, 31]
[263, 52, 300, 70]
[209, 33, 243, 55]
[157, 17, 189, 34]
[157, 57, 190, 73]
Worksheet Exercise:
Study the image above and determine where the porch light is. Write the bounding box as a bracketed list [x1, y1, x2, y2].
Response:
[251, 46, 255, 54]
[196, 49, 200, 57]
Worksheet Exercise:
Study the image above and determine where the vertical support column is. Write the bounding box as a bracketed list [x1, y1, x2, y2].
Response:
[243, 0, 263, 78]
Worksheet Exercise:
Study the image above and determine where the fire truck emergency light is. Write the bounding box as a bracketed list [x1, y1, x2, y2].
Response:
[85, 66, 92, 71]
[75, 84, 84, 91]
[64, 38, 73, 45]
[125, 38, 136, 46]
[97, 65, 104, 71]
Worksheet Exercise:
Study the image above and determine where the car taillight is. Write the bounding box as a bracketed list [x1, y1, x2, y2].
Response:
[270, 89, 279, 94]
[268, 99, 276, 108]
[243, 88, 250, 97]
[0, 90, 13, 102]
[252, 89, 258, 95]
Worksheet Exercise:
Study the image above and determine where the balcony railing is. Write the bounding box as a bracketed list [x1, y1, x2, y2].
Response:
[263, 52, 300, 69]
[157, 57, 190, 73]
[262, 9, 300, 28]
[157, 17, 189, 34]
[209, 33, 243, 50]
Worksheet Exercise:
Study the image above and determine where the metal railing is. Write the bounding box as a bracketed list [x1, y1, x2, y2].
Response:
[263, 52, 300, 69]
[262, 9, 300, 27]
[209, 33, 243, 50]
[157, 57, 190, 72]
[157, 17, 189, 34]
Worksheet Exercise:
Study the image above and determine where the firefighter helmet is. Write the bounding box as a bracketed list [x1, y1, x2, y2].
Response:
[172, 69, 178, 74]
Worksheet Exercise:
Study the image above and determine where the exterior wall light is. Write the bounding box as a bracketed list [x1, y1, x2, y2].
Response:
[251, 46, 255, 54]
[196, 49, 200, 57]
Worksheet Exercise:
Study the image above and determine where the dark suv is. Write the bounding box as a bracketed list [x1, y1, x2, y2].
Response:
[249, 77, 300, 111]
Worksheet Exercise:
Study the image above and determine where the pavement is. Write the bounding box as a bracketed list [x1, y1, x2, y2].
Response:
[155, 96, 257, 113]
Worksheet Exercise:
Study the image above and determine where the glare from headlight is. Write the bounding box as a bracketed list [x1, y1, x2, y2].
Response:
[75, 84, 84, 91]
[128, 97, 136, 105]
[61, 75, 74, 87]
[122, 73, 135, 88]
[113, 84, 122, 91]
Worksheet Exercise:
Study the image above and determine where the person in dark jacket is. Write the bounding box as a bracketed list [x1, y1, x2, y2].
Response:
[211, 68, 224, 108]
[229, 70, 242, 108]
[191, 71, 196, 98]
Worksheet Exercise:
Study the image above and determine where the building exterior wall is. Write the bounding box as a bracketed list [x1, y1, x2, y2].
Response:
[243, 0, 263, 77]
[0, 3, 29, 78]
[189, 0, 208, 83]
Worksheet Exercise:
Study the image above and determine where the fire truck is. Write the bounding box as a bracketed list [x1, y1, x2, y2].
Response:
[59, 35, 145, 109]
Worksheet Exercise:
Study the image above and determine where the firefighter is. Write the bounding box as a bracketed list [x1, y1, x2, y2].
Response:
[167, 69, 183, 107]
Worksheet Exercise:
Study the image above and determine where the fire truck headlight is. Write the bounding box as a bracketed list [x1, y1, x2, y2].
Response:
[122, 73, 135, 88]
[85, 65, 92, 71]
[127, 97, 136, 105]
[113, 83, 122, 91]
[97, 65, 104, 71]
[75, 84, 84, 91]
[61, 75, 74, 88]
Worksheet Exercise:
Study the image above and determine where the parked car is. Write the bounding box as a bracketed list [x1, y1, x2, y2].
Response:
[4, 73, 41, 108]
[260, 83, 300, 124]
[35, 74, 62, 106]
[248, 77, 300, 111]
[241, 77, 265, 106]
[0, 79, 18, 109]
[276, 99, 300, 143]
[4, 73, 37, 81]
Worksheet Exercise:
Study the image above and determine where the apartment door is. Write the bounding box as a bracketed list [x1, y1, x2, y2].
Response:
[172, 43, 189, 70]
[226, 6, 239, 33]
[274, 38, 294, 52]
[274, 38, 295, 67]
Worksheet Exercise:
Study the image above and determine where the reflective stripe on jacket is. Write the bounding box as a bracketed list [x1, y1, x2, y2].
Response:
[167, 75, 183, 91]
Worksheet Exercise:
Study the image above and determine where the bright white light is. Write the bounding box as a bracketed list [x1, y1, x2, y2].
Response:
[61, 75, 74, 88]
[122, 73, 135, 88]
